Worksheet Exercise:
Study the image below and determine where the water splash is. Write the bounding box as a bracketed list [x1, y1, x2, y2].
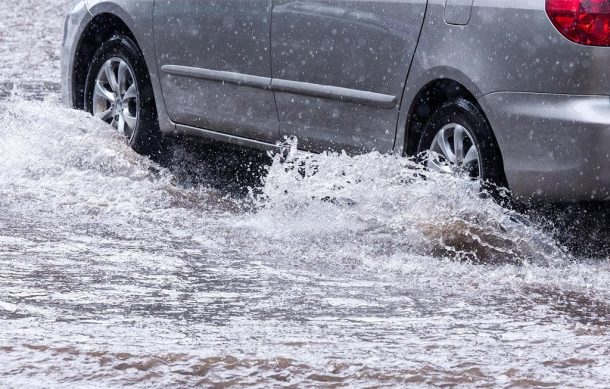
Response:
[1, 99, 608, 389]
[242, 139, 567, 267]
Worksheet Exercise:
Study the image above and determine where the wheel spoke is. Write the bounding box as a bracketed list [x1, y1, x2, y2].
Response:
[427, 152, 453, 174]
[427, 158, 444, 173]
[436, 129, 456, 164]
[453, 125, 466, 165]
[117, 114, 126, 135]
[123, 84, 137, 101]
[104, 61, 119, 93]
[122, 109, 137, 131]
[424, 122, 482, 180]
[94, 81, 115, 103]
[95, 108, 113, 122]
[117, 61, 129, 95]
[464, 145, 479, 166]
[93, 58, 140, 141]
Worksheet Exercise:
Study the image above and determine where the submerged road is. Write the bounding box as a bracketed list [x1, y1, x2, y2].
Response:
[0, 1, 609, 387]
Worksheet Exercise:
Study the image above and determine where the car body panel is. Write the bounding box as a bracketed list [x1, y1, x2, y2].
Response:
[444, 0, 474, 25]
[406, 0, 610, 98]
[481, 92, 610, 201]
[396, 0, 610, 201]
[271, 0, 427, 153]
[61, 0, 610, 202]
[153, 0, 280, 143]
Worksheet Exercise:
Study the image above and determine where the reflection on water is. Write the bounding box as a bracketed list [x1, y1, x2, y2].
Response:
[0, 99, 608, 387]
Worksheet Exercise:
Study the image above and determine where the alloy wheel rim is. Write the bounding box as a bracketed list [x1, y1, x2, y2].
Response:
[425, 123, 482, 180]
[92, 57, 139, 140]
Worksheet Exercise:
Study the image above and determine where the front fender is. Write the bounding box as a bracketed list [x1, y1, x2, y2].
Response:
[61, 0, 92, 107]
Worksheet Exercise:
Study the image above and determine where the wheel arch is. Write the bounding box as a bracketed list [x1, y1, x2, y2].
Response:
[397, 67, 481, 153]
[71, 12, 141, 110]
[396, 68, 509, 189]
[398, 67, 502, 154]
[404, 77, 483, 156]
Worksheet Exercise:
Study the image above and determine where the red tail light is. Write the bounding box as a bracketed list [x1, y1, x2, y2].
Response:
[546, 0, 610, 46]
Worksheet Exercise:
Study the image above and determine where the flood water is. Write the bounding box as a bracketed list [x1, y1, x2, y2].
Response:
[1, 1, 609, 387]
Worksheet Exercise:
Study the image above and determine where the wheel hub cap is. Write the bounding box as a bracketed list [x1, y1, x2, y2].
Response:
[425, 123, 482, 180]
[92, 57, 139, 140]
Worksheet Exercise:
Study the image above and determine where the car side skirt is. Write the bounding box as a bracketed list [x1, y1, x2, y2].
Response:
[169, 123, 278, 152]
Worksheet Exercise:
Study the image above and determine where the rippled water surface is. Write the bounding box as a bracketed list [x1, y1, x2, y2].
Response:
[1, 1, 609, 387]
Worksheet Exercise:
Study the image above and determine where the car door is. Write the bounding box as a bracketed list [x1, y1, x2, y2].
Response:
[271, 0, 427, 153]
[154, 0, 279, 143]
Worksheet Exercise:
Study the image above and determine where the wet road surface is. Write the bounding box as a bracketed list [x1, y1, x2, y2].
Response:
[0, 1, 609, 387]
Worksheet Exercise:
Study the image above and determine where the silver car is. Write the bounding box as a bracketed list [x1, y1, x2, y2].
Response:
[61, 0, 610, 202]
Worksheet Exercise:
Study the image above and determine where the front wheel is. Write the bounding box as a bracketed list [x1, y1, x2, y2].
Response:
[417, 98, 508, 194]
[84, 35, 161, 156]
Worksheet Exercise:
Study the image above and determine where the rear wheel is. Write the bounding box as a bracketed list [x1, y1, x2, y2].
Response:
[417, 98, 507, 194]
[84, 35, 161, 156]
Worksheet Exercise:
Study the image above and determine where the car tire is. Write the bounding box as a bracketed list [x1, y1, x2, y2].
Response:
[84, 35, 162, 156]
[416, 98, 508, 194]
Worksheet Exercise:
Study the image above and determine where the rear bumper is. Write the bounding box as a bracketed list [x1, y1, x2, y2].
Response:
[480, 92, 610, 202]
